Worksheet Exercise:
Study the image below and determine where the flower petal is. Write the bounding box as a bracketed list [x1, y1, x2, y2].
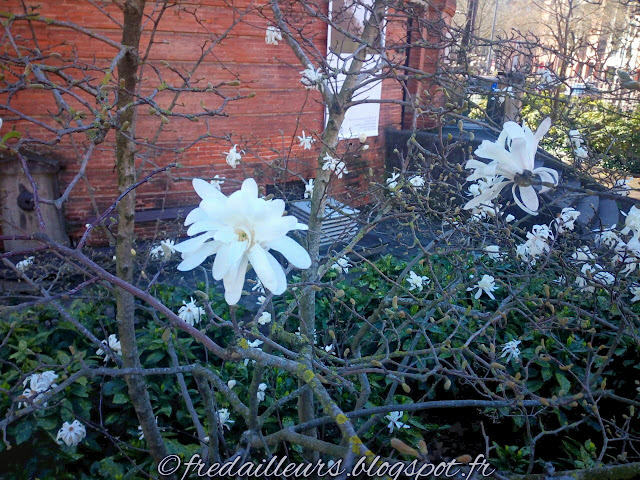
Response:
[223, 257, 248, 305]
[266, 236, 311, 269]
[513, 184, 539, 215]
[177, 242, 220, 271]
[248, 244, 278, 292]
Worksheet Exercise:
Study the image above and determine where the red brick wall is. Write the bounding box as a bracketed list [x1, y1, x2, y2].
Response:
[1, 0, 454, 247]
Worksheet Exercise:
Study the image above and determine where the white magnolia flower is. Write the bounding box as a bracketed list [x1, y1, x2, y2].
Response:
[571, 246, 596, 263]
[630, 284, 640, 302]
[150, 239, 176, 260]
[257, 383, 268, 402]
[517, 224, 553, 265]
[574, 146, 588, 159]
[464, 118, 559, 215]
[20, 371, 58, 408]
[248, 339, 264, 349]
[484, 245, 502, 260]
[324, 344, 334, 353]
[298, 131, 314, 150]
[467, 274, 497, 300]
[621, 206, 640, 238]
[505, 214, 516, 223]
[300, 66, 323, 90]
[218, 408, 235, 430]
[568, 129, 583, 149]
[407, 270, 430, 292]
[500, 340, 522, 362]
[576, 263, 614, 292]
[210, 175, 224, 191]
[614, 237, 640, 275]
[386, 172, 400, 190]
[265, 25, 283, 45]
[223, 144, 243, 168]
[409, 175, 425, 188]
[595, 227, 620, 249]
[614, 178, 632, 196]
[56, 420, 86, 447]
[96, 334, 122, 362]
[322, 154, 348, 178]
[385, 411, 410, 433]
[16, 256, 35, 272]
[227, 380, 237, 389]
[332, 256, 352, 274]
[174, 178, 311, 305]
[304, 179, 314, 199]
[257, 311, 272, 325]
[257, 295, 267, 306]
[466, 176, 505, 219]
[178, 297, 205, 326]
[555, 207, 581, 233]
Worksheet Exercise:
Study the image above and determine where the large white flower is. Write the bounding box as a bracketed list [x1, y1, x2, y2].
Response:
[20, 371, 58, 408]
[178, 297, 205, 326]
[56, 420, 86, 447]
[265, 26, 283, 45]
[223, 145, 243, 168]
[467, 274, 497, 300]
[174, 179, 311, 305]
[464, 118, 559, 215]
[298, 131, 314, 150]
[96, 334, 122, 362]
[385, 411, 410, 433]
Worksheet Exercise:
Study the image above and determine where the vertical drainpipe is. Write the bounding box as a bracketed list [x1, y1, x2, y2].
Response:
[401, 15, 414, 131]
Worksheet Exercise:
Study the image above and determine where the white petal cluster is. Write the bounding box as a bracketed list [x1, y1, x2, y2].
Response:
[298, 131, 314, 150]
[568, 130, 589, 159]
[614, 178, 632, 196]
[300, 66, 323, 91]
[621, 206, 640, 238]
[178, 297, 205, 326]
[408, 175, 425, 188]
[555, 207, 580, 233]
[385, 411, 410, 433]
[96, 334, 122, 362]
[386, 172, 400, 190]
[56, 420, 86, 447]
[464, 118, 559, 215]
[257, 311, 272, 325]
[630, 284, 640, 302]
[265, 26, 283, 45]
[227, 379, 237, 389]
[304, 179, 314, 199]
[575, 263, 615, 292]
[466, 176, 506, 220]
[16, 256, 35, 272]
[484, 245, 502, 260]
[20, 371, 58, 408]
[500, 340, 521, 362]
[174, 179, 311, 305]
[150, 239, 176, 260]
[322, 154, 348, 178]
[218, 408, 235, 430]
[571, 246, 596, 263]
[614, 237, 640, 275]
[223, 145, 243, 168]
[332, 256, 352, 274]
[594, 227, 620, 249]
[257, 383, 268, 402]
[516, 224, 553, 265]
[407, 270, 430, 292]
[467, 274, 497, 300]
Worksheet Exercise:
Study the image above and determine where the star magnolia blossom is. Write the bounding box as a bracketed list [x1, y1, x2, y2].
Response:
[210, 175, 224, 191]
[324, 344, 334, 353]
[517, 224, 554, 265]
[150, 239, 176, 260]
[96, 334, 122, 362]
[614, 237, 640, 275]
[568, 129, 583, 149]
[223, 145, 243, 168]
[332, 256, 352, 274]
[174, 178, 311, 305]
[409, 175, 425, 188]
[257, 311, 272, 325]
[56, 420, 86, 447]
[257, 383, 268, 402]
[178, 297, 205, 326]
[218, 408, 235, 429]
[386, 172, 400, 190]
[464, 118, 559, 215]
[265, 26, 283, 45]
[555, 207, 581, 233]
[500, 340, 522, 362]
[595, 227, 621, 249]
[20, 371, 58, 408]
[614, 178, 632, 196]
[467, 176, 504, 219]
[630, 284, 640, 302]
[385, 411, 410, 433]
[575, 263, 614, 292]
[407, 270, 430, 291]
[16, 256, 35, 272]
[298, 131, 314, 150]
[621, 206, 640, 238]
[322, 154, 348, 178]
[468, 274, 497, 300]
[304, 179, 314, 199]
[300, 66, 323, 90]
[571, 246, 596, 263]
